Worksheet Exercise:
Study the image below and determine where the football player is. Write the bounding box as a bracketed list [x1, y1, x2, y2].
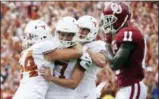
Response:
[40, 15, 107, 99]
[40, 16, 93, 99]
[13, 19, 83, 99]
[100, 2, 147, 99]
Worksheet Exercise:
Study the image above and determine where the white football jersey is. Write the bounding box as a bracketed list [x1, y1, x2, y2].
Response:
[74, 40, 107, 99]
[13, 38, 61, 99]
[45, 59, 77, 99]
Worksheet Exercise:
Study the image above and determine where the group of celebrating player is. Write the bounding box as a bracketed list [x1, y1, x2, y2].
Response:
[13, 2, 147, 99]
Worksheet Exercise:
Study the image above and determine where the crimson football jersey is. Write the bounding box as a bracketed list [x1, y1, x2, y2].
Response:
[112, 25, 146, 87]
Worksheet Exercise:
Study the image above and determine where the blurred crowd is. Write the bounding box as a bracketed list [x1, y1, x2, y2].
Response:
[1, 1, 158, 99]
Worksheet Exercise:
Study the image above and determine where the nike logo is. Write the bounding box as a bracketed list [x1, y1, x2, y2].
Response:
[84, 95, 89, 98]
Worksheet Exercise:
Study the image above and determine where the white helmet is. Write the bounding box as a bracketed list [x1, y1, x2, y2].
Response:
[55, 16, 79, 48]
[78, 15, 99, 43]
[23, 20, 52, 49]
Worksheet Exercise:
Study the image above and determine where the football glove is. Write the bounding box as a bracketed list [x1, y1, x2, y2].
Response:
[80, 52, 92, 70]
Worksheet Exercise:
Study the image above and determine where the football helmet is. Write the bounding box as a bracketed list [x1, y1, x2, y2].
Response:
[78, 15, 99, 43]
[23, 20, 52, 49]
[100, 2, 131, 34]
[55, 16, 79, 48]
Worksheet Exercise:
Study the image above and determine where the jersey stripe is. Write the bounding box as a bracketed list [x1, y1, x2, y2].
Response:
[136, 82, 141, 99]
[142, 36, 147, 68]
[129, 84, 135, 99]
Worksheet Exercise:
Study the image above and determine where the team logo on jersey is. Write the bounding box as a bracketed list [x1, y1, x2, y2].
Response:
[84, 95, 89, 98]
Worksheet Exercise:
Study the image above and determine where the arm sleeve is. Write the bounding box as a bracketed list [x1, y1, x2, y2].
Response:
[85, 40, 106, 52]
[31, 39, 59, 55]
[110, 42, 135, 70]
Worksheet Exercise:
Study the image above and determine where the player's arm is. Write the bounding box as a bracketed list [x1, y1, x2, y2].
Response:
[40, 62, 85, 89]
[101, 42, 135, 70]
[43, 43, 83, 61]
[87, 49, 106, 68]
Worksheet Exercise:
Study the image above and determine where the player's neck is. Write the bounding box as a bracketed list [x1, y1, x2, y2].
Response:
[116, 22, 129, 33]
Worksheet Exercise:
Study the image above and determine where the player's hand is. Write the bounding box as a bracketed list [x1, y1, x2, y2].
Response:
[39, 66, 52, 82]
[80, 52, 92, 70]
[100, 43, 113, 63]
